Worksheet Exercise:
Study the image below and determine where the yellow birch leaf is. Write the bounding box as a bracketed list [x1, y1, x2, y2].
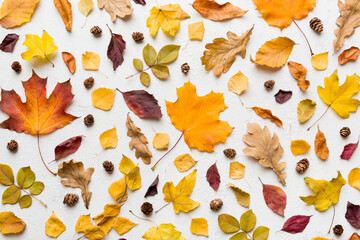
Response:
[297, 99, 316, 123]
[190, 218, 208, 237]
[0, 211, 26, 234]
[174, 154, 197, 172]
[152, 133, 170, 150]
[188, 21, 205, 40]
[91, 88, 116, 111]
[75, 214, 92, 233]
[311, 52, 328, 71]
[230, 162, 245, 179]
[104, 203, 122, 217]
[290, 140, 310, 156]
[78, 0, 93, 16]
[82, 51, 100, 70]
[227, 183, 250, 208]
[119, 155, 136, 174]
[21, 31, 58, 62]
[84, 225, 106, 240]
[348, 168, 360, 191]
[143, 223, 182, 240]
[93, 213, 114, 235]
[112, 217, 137, 235]
[45, 212, 66, 238]
[108, 177, 128, 202]
[228, 71, 248, 95]
[0, 0, 40, 28]
[119, 155, 141, 191]
[99, 127, 118, 149]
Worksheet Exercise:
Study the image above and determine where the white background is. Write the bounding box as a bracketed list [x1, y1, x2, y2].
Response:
[0, 0, 359, 239]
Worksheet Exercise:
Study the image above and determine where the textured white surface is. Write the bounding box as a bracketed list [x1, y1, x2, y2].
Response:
[0, 0, 359, 239]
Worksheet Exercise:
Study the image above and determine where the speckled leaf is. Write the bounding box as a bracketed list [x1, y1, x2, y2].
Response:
[0, 164, 14, 186]
[16, 167, 35, 189]
[253, 226, 269, 240]
[140, 72, 151, 87]
[29, 181, 44, 195]
[151, 65, 170, 79]
[143, 44, 157, 66]
[19, 195, 32, 209]
[133, 58, 143, 71]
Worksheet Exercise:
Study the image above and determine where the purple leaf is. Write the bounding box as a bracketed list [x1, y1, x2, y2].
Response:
[55, 136, 84, 160]
[345, 201, 360, 228]
[275, 90, 292, 104]
[120, 90, 162, 119]
[281, 215, 312, 234]
[144, 175, 159, 197]
[0, 34, 19, 52]
[206, 163, 220, 191]
[133, 0, 146, 5]
[340, 141, 359, 160]
[107, 26, 126, 70]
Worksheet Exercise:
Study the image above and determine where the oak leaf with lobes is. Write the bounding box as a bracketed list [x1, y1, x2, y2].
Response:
[98, 0, 133, 22]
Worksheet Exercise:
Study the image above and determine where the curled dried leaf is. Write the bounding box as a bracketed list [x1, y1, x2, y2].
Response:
[250, 107, 282, 127]
[339, 46, 360, 65]
[192, 0, 247, 21]
[288, 61, 310, 92]
[314, 125, 329, 160]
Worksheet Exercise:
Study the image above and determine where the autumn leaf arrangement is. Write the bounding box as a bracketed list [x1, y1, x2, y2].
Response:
[1, 0, 360, 239]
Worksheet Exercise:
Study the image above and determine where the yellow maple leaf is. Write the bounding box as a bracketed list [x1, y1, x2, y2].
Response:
[142, 223, 182, 240]
[45, 212, 66, 238]
[119, 155, 141, 191]
[146, 4, 189, 38]
[0, 0, 40, 28]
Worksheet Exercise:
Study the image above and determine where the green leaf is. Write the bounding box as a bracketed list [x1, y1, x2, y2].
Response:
[230, 232, 248, 240]
[240, 210, 256, 232]
[17, 167, 35, 189]
[19, 195, 32, 209]
[151, 65, 170, 79]
[140, 72, 151, 87]
[2, 185, 21, 204]
[0, 164, 14, 186]
[143, 44, 157, 66]
[133, 58, 143, 71]
[253, 226, 269, 240]
[29, 181, 45, 195]
[157, 45, 180, 64]
[218, 214, 240, 234]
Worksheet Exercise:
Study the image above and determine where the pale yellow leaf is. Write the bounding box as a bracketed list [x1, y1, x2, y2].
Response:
[188, 21, 205, 40]
[228, 71, 248, 95]
[82, 51, 100, 70]
[152, 133, 169, 150]
[229, 162, 245, 179]
[78, 0, 93, 16]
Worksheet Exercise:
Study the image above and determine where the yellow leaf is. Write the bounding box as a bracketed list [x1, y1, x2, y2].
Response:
[190, 218, 208, 237]
[119, 155, 135, 174]
[318, 70, 360, 118]
[0, 211, 25, 234]
[104, 203, 122, 217]
[75, 214, 92, 233]
[99, 127, 118, 149]
[84, 225, 106, 240]
[174, 154, 197, 172]
[21, 31, 58, 63]
[45, 211, 66, 238]
[229, 162, 245, 179]
[93, 213, 114, 235]
[311, 238, 333, 240]
[78, 0, 93, 16]
[0, 0, 40, 28]
[112, 216, 137, 235]
[300, 171, 346, 211]
[54, 0, 72, 31]
[188, 21, 205, 40]
[119, 155, 141, 191]
[251, 37, 295, 68]
[348, 168, 360, 191]
[91, 88, 116, 111]
[227, 183, 250, 208]
[143, 223, 182, 240]
[297, 99, 316, 123]
[228, 71, 248, 95]
[311, 52, 328, 71]
[82, 51, 100, 70]
[98, 0, 132, 22]
[152, 133, 169, 150]
[108, 177, 128, 202]
[290, 140, 311, 156]
[146, 4, 189, 37]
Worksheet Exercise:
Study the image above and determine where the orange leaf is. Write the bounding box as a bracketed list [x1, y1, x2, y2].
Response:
[314, 125, 329, 160]
[192, 0, 247, 21]
[338, 46, 360, 65]
[0, 71, 77, 135]
[54, 0, 72, 31]
[288, 61, 310, 92]
[62, 52, 76, 74]
[166, 81, 233, 152]
[250, 107, 283, 127]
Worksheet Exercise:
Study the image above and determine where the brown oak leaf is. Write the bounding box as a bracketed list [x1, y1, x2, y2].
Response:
[98, 0, 133, 22]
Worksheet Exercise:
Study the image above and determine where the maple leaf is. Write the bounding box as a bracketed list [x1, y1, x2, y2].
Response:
[54, 0, 72, 31]
[98, 0, 133, 22]
[192, 0, 247, 21]
[0, 0, 40, 28]
[142, 223, 182, 240]
[201, 26, 254, 76]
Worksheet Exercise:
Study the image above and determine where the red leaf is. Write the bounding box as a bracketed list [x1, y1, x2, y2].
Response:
[260, 178, 286, 217]
[107, 26, 126, 70]
[0, 33, 19, 52]
[144, 175, 159, 197]
[338, 46, 360, 65]
[274, 90, 292, 104]
[133, 0, 145, 5]
[340, 141, 359, 160]
[206, 163, 220, 191]
[345, 201, 360, 229]
[120, 90, 162, 119]
[281, 215, 312, 234]
[55, 136, 83, 160]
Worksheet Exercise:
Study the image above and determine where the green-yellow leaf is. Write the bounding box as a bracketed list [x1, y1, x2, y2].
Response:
[240, 210, 256, 232]
[218, 214, 240, 233]
[253, 226, 269, 240]
[16, 166, 35, 188]
[230, 232, 248, 240]
[143, 44, 157, 66]
[2, 186, 20, 204]
[157, 45, 180, 64]
[290, 140, 311, 156]
[151, 65, 170, 79]
[133, 58, 143, 71]
[29, 181, 44, 195]
[297, 99, 316, 123]
[19, 195, 32, 209]
[140, 72, 151, 87]
[0, 164, 14, 186]
[227, 183, 250, 208]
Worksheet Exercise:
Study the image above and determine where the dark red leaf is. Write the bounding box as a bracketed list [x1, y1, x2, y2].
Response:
[260, 178, 286, 217]
[144, 175, 159, 197]
[107, 26, 126, 70]
[0, 33, 19, 52]
[345, 201, 360, 229]
[281, 215, 312, 234]
[206, 163, 220, 191]
[133, 0, 146, 5]
[274, 90, 292, 104]
[120, 90, 162, 119]
[340, 141, 359, 160]
[55, 136, 84, 160]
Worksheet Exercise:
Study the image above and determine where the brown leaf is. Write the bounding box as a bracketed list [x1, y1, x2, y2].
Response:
[314, 125, 329, 160]
[126, 114, 152, 165]
[349, 233, 360, 240]
[287, 61, 310, 92]
[98, 0, 133, 22]
[58, 160, 94, 208]
[62, 52, 76, 74]
[338, 46, 360, 65]
[250, 107, 283, 127]
[54, 0, 72, 31]
[192, 0, 247, 21]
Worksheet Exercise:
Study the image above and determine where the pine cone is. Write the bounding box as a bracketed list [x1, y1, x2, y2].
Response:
[296, 158, 309, 174]
[340, 127, 351, 137]
[333, 224, 343, 236]
[63, 193, 79, 206]
[11, 61, 21, 73]
[132, 32, 144, 42]
[264, 80, 275, 90]
[84, 114, 94, 127]
[223, 148, 236, 159]
[103, 161, 114, 172]
[309, 17, 323, 33]
[90, 26, 102, 37]
[84, 77, 94, 89]
[181, 63, 190, 74]
[7, 140, 18, 153]
[210, 199, 223, 211]
[141, 202, 153, 215]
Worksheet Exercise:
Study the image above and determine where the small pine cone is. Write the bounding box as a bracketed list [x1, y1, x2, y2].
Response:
[309, 17, 323, 33]
[90, 26, 102, 37]
[84, 77, 94, 89]
[103, 161, 114, 172]
[132, 32, 144, 42]
[84, 114, 94, 127]
[7, 140, 18, 153]
[11, 61, 21, 73]
[340, 127, 351, 137]
[264, 80, 275, 90]
[141, 202, 153, 215]
[296, 158, 309, 174]
[181, 63, 190, 74]
[223, 148, 236, 159]
[333, 224, 343, 236]
[210, 199, 223, 211]
[63, 193, 79, 206]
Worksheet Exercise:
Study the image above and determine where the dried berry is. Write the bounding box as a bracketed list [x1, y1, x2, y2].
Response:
[84, 77, 94, 89]
[264, 80, 275, 90]
[84, 114, 94, 127]
[7, 140, 18, 153]
[141, 202, 153, 215]
[333, 224, 343, 236]
[309, 17, 323, 33]
[223, 148, 236, 159]
[296, 158, 309, 174]
[340, 127, 351, 137]
[63, 193, 79, 206]
[210, 198, 223, 211]
[102, 161, 114, 172]
[11, 61, 21, 73]
[181, 63, 190, 74]
[132, 32, 144, 42]
[90, 26, 102, 37]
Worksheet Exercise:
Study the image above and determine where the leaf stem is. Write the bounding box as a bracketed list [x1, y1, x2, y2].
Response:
[246, 232, 253, 240]
[44, 55, 55, 67]
[328, 205, 336, 233]
[155, 201, 171, 213]
[126, 67, 151, 79]
[21, 188, 47, 207]
[307, 106, 330, 131]
[151, 132, 184, 171]
[129, 210, 158, 227]
[292, 20, 314, 56]
[37, 134, 57, 175]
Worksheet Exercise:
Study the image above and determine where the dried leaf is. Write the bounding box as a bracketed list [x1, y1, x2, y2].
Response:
[99, 127, 118, 149]
[144, 175, 159, 197]
[228, 71, 248, 95]
[78, 0, 93, 16]
[58, 160, 94, 208]
[250, 107, 282, 127]
[243, 123, 286, 185]
[0, 211, 26, 234]
[340, 140, 359, 160]
[0, 34, 19, 52]
[62, 52, 76, 74]
[290, 140, 311, 156]
[152, 133, 169, 150]
[84, 225, 105, 240]
[119, 155, 141, 191]
[311, 52, 328, 71]
[188, 21, 205, 40]
[281, 215, 311, 234]
[21, 31, 58, 63]
[112, 217, 137, 235]
[288, 61, 310, 92]
[98, 0, 133, 22]
[108, 177, 128, 202]
[229, 162, 245, 179]
[174, 154, 197, 172]
[192, 0, 247, 21]
[201, 27, 254, 76]
[240, 209, 256, 232]
[142, 223, 182, 240]
[218, 214, 240, 233]
[103, 203, 121, 217]
[350, 233, 360, 240]
[133, 0, 145, 5]
[75, 215, 92, 233]
[348, 168, 360, 190]
[315, 126, 329, 160]
[45, 212, 66, 238]
[54, 0, 72, 31]
[260, 179, 286, 217]
[339, 46, 360, 65]
[275, 90, 292, 104]
[82, 51, 100, 70]
[206, 163, 220, 191]
[297, 99, 316, 123]
[107, 27, 126, 70]
[92, 88, 115, 111]
[345, 201, 360, 228]
[55, 136, 83, 160]
[227, 183, 250, 208]
[0, 0, 40, 28]
[190, 218, 208, 237]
